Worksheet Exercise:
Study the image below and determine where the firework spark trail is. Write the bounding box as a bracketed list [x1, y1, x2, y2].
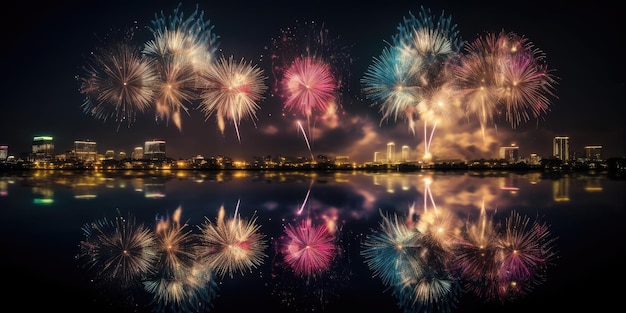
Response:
[78, 42, 158, 129]
[297, 178, 315, 215]
[198, 56, 268, 142]
[297, 120, 315, 161]
[198, 204, 268, 278]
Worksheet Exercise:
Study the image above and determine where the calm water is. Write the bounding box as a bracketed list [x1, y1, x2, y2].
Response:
[1, 170, 623, 312]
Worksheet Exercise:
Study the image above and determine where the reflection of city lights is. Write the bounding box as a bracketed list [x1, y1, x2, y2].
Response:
[552, 180, 570, 202]
[33, 198, 54, 205]
[584, 178, 603, 192]
[499, 177, 520, 192]
[74, 195, 97, 199]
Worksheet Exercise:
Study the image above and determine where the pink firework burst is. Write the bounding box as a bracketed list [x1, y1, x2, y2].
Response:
[282, 218, 336, 277]
[281, 56, 336, 119]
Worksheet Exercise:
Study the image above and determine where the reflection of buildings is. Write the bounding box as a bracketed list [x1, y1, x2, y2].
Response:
[144, 139, 166, 160]
[499, 176, 519, 192]
[32, 136, 55, 162]
[0, 179, 7, 196]
[553, 136, 569, 161]
[584, 177, 603, 192]
[144, 183, 166, 198]
[73, 183, 98, 199]
[552, 178, 570, 202]
[32, 185, 55, 205]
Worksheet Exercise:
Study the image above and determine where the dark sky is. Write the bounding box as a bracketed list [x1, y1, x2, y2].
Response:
[2, 0, 623, 163]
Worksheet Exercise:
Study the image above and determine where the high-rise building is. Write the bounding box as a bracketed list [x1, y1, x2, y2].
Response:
[499, 145, 519, 163]
[529, 153, 541, 165]
[144, 139, 166, 160]
[553, 136, 569, 161]
[133, 147, 144, 160]
[74, 140, 97, 162]
[374, 151, 381, 163]
[0, 145, 8, 160]
[401, 145, 410, 162]
[387, 142, 395, 163]
[584, 145, 603, 160]
[32, 136, 54, 162]
[104, 150, 115, 160]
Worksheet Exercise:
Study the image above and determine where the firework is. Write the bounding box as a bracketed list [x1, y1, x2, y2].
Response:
[143, 207, 198, 307]
[450, 206, 558, 302]
[361, 209, 424, 287]
[197, 204, 268, 278]
[197, 56, 268, 142]
[281, 56, 336, 119]
[448, 201, 503, 301]
[451, 30, 558, 136]
[144, 3, 220, 131]
[78, 42, 158, 129]
[281, 218, 336, 277]
[144, 3, 219, 71]
[269, 20, 351, 151]
[151, 56, 198, 131]
[361, 46, 421, 133]
[144, 261, 219, 313]
[362, 6, 463, 160]
[392, 271, 462, 313]
[78, 211, 158, 289]
[495, 210, 558, 301]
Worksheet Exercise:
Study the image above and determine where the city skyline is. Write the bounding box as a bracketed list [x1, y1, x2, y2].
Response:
[5, 134, 605, 164]
[2, 1, 623, 163]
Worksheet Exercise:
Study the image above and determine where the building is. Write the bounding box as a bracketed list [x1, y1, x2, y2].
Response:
[584, 145, 603, 161]
[387, 142, 395, 163]
[104, 150, 116, 160]
[74, 140, 97, 163]
[335, 155, 350, 166]
[553, 136, 569, 161]
[528, 153, 541, 165]
[0, 145, 7, 160]
[499, 145, 519, 163]
[32, 136, 55, 162]
[401, 145, 410, 162]
[374, 151, 381, 163]
[144, 139, 166, 160]
[132, 147, 144, 160]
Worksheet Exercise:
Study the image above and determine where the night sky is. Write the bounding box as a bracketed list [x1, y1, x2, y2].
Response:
[2, 0, 623, 163]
